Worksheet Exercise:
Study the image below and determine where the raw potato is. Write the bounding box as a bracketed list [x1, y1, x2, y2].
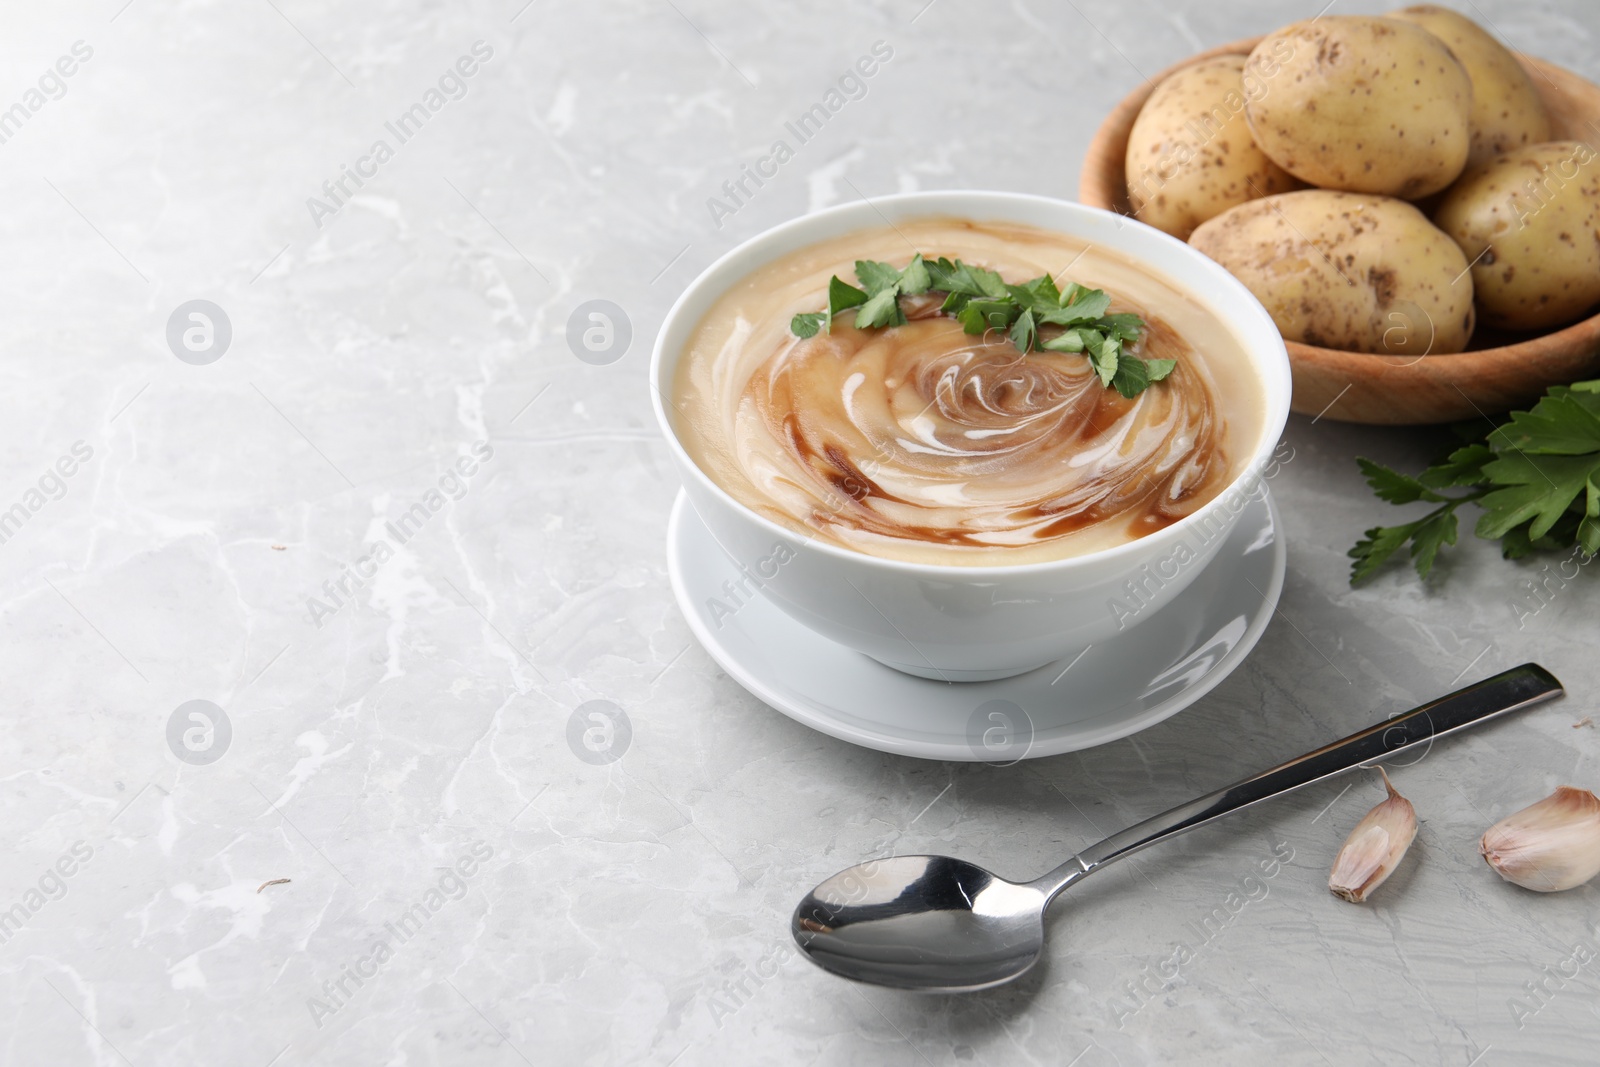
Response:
[1434, 141, 1600, 330]
[1125, 55, 1301, 240]
[1388, 4, 1553, 169]
[1244, 16, 1473, 199]
[1189, 190, 1475, 354]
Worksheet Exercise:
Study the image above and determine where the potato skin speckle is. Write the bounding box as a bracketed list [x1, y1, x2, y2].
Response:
[1189, 189, 1474, 354]
[1244, 16, 1471, 198]
[1388, 4, 1553, 169]
[1125, 55, 1302, 240]
[1434, 141, 1600, 330]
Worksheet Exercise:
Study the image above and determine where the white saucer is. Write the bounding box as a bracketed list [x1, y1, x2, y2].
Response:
[666, 487, 1286, 761]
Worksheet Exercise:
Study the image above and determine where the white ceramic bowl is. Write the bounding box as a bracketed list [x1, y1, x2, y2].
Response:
[651, 191, 1290, 681]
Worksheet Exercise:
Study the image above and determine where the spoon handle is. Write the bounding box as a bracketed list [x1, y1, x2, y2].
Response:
[1050, 664, 1562, 891]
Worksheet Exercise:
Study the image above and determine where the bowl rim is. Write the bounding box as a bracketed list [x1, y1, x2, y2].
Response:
[648, 189, 1292, 576]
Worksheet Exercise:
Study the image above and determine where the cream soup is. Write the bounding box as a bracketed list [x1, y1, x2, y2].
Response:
[671, 218, 1266, 565]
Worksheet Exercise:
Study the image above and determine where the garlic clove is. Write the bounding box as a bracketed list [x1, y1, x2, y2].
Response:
[1329, 766, 1418, 903]
[1480, 786, 1600, 893]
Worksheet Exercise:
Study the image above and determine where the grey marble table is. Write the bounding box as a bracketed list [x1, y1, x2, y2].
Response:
[3, 1, 1599, 1063]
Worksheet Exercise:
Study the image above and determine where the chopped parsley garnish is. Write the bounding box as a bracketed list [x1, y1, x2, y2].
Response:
[789, 256, 1174, 399]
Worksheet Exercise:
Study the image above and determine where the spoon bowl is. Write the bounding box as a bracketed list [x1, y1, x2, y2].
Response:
[794, 856, 1051, 991]
[792, 666, 1563, 991]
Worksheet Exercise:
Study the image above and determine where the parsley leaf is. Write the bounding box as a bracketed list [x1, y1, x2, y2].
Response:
[1499, 522, 1536, 560]
[1418, 443, 1493, 489]
[1581, 478, 1600, 557]
[898, 254, 932, 296]
[790, 311, 826, 338]
[1048, 283, 1112, 323]
[1100, 312, 1144, 344]
[1350, 520, 1420, 583]
[850, 258, 931, 329]
[1006, 275, 1063, 315]
[1039, 328, 1087, 353]
[1497, 386, 1600, 454]
[854, 260, 904, 297]
[790, 275, 867, 337]
[1348, 454, 1492, 582]
[855, 286, 905, 330]
[1008, 308, 1037, 354]
[1358, 457, 1450, 505]
[1475, 383, 1600, 540]
[1089, 334, 1120, 387]
[1476, 452, 1599, 540]
[829, 275, 868, 316]
[957, 298, 1018, 336]
[1350, 508, 1463, 582]
[1409, 509, 1460, 577]
[1111, 354, 1153, 398]
[926, 257, 1008, 299]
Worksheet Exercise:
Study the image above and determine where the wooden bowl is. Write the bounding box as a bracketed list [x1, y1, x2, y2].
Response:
[1079, 35, 1600, 424]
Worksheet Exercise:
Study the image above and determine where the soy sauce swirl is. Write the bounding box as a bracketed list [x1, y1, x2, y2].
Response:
[740, 305, 1225, 551]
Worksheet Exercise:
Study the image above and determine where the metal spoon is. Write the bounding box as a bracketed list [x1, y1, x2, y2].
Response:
[792, 664, 1563, 991]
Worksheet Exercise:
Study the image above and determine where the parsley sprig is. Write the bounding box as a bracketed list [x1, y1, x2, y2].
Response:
[1349, 379, 1600, 583]
[789, 256, 1176, 399]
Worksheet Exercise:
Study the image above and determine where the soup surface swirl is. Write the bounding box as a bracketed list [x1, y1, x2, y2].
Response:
[672, 219, 1264, 565]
